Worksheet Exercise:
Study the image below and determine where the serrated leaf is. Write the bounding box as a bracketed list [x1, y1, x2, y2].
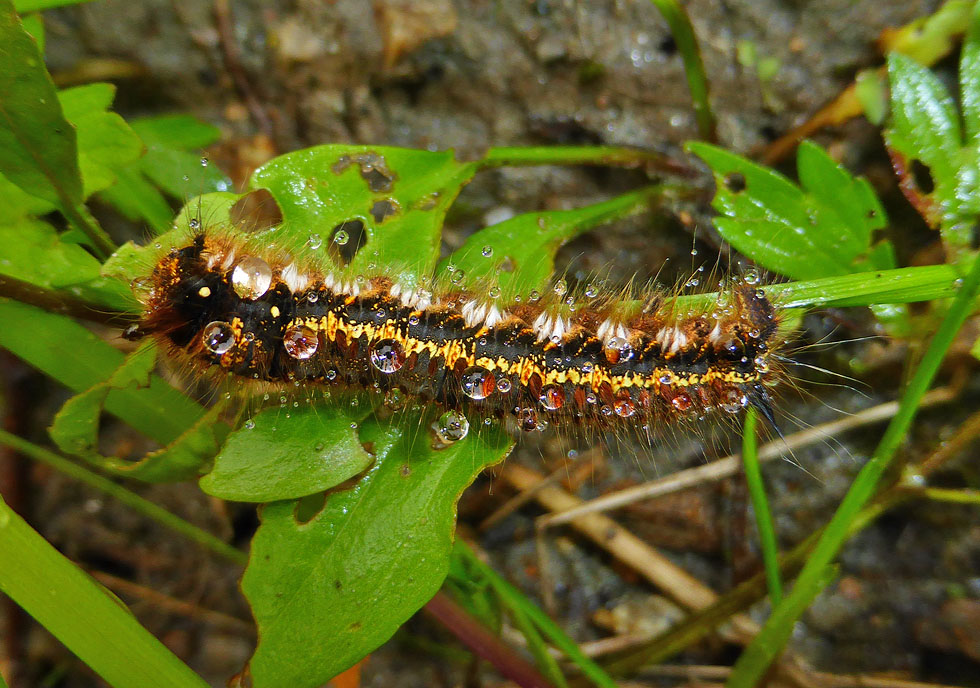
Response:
[961, 0, 980, 145]
[57, 83, 143, 198]
[0, 299, 203, 445]
[0, 1, 83, 209]
[249, 145, 480, 286]
[242, 414, 513, 687]
[438, 186, 663, 299]
[688, 141, 892, 280]
[199, 400, 375, 502]
[49, 339, 156, 451]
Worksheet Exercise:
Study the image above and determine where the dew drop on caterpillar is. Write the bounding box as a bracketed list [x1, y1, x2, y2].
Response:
[126, 223, 785, 442]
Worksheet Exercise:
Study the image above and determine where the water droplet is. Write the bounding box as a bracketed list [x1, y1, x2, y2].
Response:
[334, 229, 350, 246]
[232, 256, 273, 300]
[720, 388, 748, 414]
[539, 384, 564, 411]
[585, 390, 598, 404]
[408, 314, 420, 326]
[496, 378, 512, 393]
[433, 410, 470, 443]
[600, 404, 613, 417]
[307, 291, 319, 303]
[659, 373, 673, 385]
[614, 397, 636, 417]
[754, 355, 770, 373]
[584, 284, 599, 299]
[188, 218, 200, 230]
[671, 392, 692, 412]
[685, 277, 700, 288]
[604, 336, 633, 364]
[308, 233, 323, 249]
[516, 407, 541, 432]
[450, 269, 466, 285]
[743, 268, 760, 285]
[488, 286, 501, 299]
[283, 324, 318, 359]
[581, 361, 594, 374]
[202, 321, 235, 355]
[200, 156, 209, 167]
[482, 245, 493, 257]
[528, 290, 541, 303]
[553, 279, 568, 297]
[370, 339, 405, 373]
[244, 419, 255, 430]
[461, 366, 495, 400]
[748, 328, 761, 339]
[325, 369, 337, 381]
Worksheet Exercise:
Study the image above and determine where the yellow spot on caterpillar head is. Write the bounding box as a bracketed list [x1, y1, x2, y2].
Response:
[198, 286, 211, 298]
[270, 305, 281, 318]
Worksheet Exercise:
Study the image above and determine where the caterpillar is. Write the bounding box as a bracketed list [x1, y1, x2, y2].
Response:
[127, 225, 783, 438]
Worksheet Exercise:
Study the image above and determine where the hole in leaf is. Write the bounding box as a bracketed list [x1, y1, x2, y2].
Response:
[910, 159, 934, 194]
[723, 172, 747, 193]
[369, 198, 400, 224]
[329, 220, 367, 265]
[230, 189, 283, 233]
[294, 491, 327, 524]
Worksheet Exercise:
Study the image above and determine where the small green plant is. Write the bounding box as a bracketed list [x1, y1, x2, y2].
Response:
[0, 0, 978, 687]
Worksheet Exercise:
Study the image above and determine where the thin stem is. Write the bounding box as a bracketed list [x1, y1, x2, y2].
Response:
[647, 0, 716, 140]
[741, 408, 783, 606]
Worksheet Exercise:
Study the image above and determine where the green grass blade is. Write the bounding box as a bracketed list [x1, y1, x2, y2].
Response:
[0, 428, 246, 566]
[647, 0, 716, 140]
[741, 409, 782, 606]
[0, 494, 210, 688]
[455, 543, 618, 688]
[726, 241, 980, 687]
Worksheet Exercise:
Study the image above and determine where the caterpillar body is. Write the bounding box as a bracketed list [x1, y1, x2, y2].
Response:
[129, 229, 782, 435]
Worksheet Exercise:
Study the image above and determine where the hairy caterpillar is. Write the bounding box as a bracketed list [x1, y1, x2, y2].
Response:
[127, 225, 782, 438]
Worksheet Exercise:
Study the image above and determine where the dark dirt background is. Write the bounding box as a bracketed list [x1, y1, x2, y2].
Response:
[3, 0, 980, 686]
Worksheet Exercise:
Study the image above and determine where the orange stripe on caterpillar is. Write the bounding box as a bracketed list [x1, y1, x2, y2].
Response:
[128, 232, 782, 431]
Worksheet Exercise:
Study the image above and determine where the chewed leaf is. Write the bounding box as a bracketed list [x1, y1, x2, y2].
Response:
[249, 145, 480, 286]
[200, 399, 375, 502]
[689, 141, 893, 281]
[242, 413, 513, 687]
[438, 186, 664, 299]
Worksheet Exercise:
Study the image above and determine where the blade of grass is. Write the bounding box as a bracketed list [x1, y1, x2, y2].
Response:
[0, 494, 210, 688]
[479, 145, 675, 170]
[455, 542, 618, 688]
[741, 409, 782, 606]
[726, 246, 980, 687]
[507, 601, 570, 688]
[0, 428, 246, 566]
[647, 0, 716, 140]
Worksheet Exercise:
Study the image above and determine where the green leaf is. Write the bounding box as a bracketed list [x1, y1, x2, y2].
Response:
[57, 83, 144, 198]
[249, 145, 480, 286]
[0, 0, 83, 209]
[438, 186, 665, 299]
[687, 141, 892, 280]
[14, 0, 94, 10]
[0, 216, 133, 311]
[0, 495, 209, 688]
[0, 299, 204, 446]
[0, 170, 54, 222]
[200, 400, 376, 502]
[962, 0, 980, 145]
[132, 114, 223, 149]
[46, 339, 222, 481]
[242, 414, 513, 687]
[19, 11, 42, 52]
[97, 165, 175, 233]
